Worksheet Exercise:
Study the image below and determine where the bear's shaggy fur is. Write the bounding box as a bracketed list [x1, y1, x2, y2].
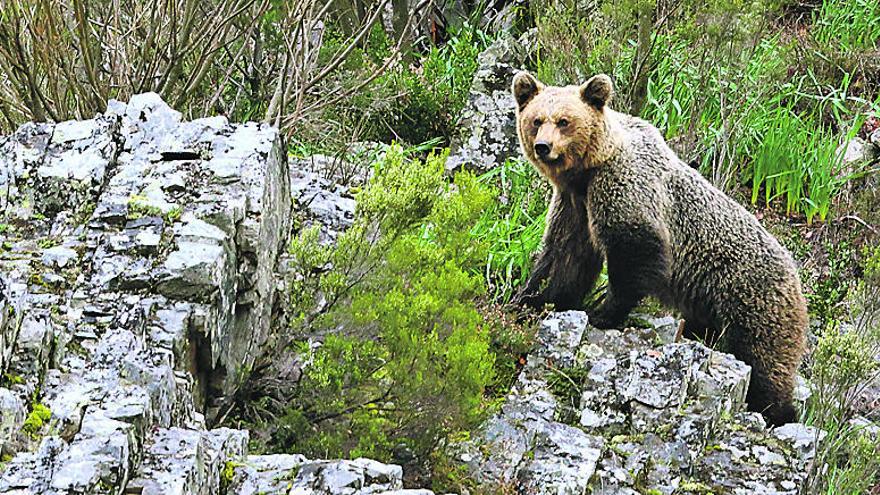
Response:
[510, 72, 808, 425]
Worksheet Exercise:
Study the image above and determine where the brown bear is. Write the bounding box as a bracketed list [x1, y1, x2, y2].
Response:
[509, 72, 808, 426]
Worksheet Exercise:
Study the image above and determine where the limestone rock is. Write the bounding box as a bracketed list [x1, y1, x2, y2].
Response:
[838, 137, 879, 168]
[0, 94, 290, 494]
[452, 311, 816, 493]
[445, 31, 535, 174]
[227, 455, 420, 495]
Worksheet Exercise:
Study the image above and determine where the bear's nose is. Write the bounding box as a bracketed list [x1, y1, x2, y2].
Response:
[534, 141, 551, 157]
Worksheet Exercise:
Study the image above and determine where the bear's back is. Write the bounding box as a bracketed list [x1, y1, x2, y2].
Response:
[596, 112, 800, 309]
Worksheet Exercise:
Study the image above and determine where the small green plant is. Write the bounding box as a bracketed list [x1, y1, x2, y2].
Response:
[348, 26, 491, 145]
[165, 207, 182, 223]
[21, 402, 51, 438]
[126, 195, 165, 219]
[546, 366, 590, 425]
[37, 238, 58, 249]
[805, 240, 859, 323]
[1, 372, 24, 386]
[219, 460, 242, 492]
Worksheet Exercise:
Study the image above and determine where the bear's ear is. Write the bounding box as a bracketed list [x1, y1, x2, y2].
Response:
[580, 74, 614, 109]
[512, 72, 543, 110]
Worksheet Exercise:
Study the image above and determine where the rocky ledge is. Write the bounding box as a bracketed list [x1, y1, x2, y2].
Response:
[0, 95, 409, 495]
[0, 96, 823, 495]
[451, 311, 822, 494]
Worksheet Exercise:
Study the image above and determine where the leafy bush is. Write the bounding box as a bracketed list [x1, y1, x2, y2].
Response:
[803, 324, 880, 494]
[374, 27, 491, 144]
[296, 25, 490, 150]
[802, 246, 880, 494]
[260, 145, 517, 463]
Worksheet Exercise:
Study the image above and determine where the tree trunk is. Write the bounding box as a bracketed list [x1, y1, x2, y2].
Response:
[628, 0, 654, 116]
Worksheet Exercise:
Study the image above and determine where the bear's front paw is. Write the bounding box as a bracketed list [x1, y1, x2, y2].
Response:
[587, 310, 623, 329]
[510, 291, 542, 309]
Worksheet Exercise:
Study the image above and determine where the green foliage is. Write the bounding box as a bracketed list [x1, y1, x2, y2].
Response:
[22, 402, 51, 438]
[370, 27, 491, 144]
[813, 0, 880, 54]
[1, 373, 24, 386]
[803, 243, 880, 494]
[270, 145, 499, 462]
[219, 460, 242, 492]
[749, 106, 860, 224]
[805, 240, 859, 323]
[546, 366, 590, 425]
[804, 322, 880, 494]
[854, 245, 880, 325]
[813, 326, 878, 391]
[126, 195, 165, 220]
[481, 306, 539, 399]
[470, 158, 549, 301]
[303, 26, 491, 148]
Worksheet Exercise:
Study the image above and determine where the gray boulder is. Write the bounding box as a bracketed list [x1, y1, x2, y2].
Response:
[445, 31, 535, 175]
[452, 311, 821, 494]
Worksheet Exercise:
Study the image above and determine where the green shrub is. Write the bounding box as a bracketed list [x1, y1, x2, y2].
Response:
[803, 322, 880, 494]
[267, 145, 498, 462]
[802, 245, 880, 494]
[377, 27, 491, 144]
[300, 25, 490, 149]
[805, 240, 860, 323]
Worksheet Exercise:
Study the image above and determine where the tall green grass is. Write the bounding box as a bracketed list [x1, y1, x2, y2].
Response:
[746, 105, 856, 224]
[470, 159, 549, 301]
[813, 0, 880, 54]
[640, 29, 877, 224]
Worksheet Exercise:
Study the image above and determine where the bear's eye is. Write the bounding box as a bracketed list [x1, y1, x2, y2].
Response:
[533, 118, 543, 127]
[557, 119, 569, 128]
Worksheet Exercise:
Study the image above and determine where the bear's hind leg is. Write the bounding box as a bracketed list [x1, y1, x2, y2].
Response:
[681, 318, 723, 348]
[726, 321, 801, 426]
[745, 367, 797, 426]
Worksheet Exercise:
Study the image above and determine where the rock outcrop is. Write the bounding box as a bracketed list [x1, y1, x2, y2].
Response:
[0, 95, 415, 495]
[445, 31, 534, 175]
[452, 312, 822, 494]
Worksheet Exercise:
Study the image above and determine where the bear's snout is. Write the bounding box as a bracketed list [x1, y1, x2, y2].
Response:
[534, 141, 551, 158]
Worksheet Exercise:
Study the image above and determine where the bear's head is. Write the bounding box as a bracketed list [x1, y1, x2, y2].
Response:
[512, 72, 621, 187]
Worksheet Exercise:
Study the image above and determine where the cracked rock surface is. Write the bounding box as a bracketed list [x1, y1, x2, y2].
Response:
[452, 311, 822, 494]
[0, 95, 419, 495]
[445, 31, 534, 175]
